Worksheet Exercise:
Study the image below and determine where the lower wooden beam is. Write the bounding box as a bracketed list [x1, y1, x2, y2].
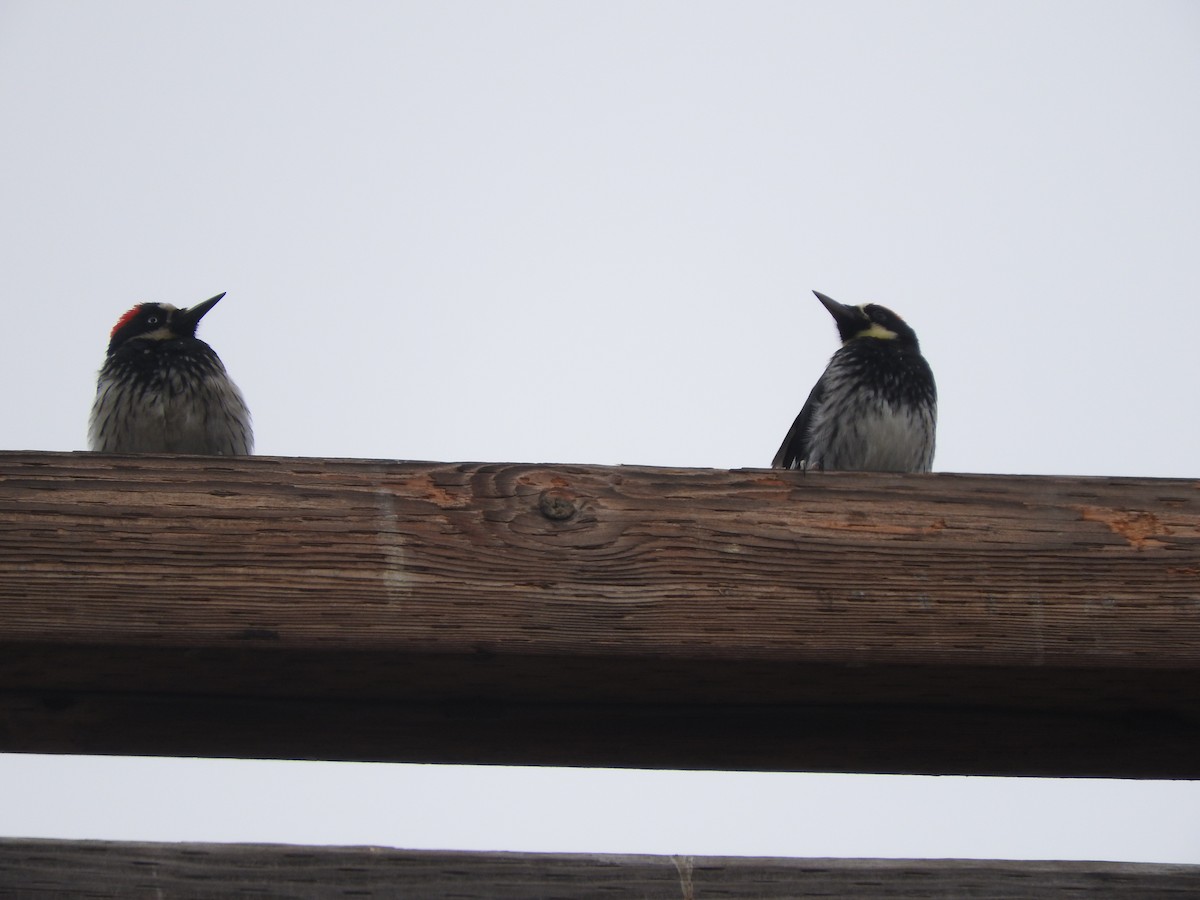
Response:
[0, 840, 1197, 898]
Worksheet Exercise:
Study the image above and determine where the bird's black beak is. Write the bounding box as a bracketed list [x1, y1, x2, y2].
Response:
[813, 290, 859, 326]
[178, 292, 226, 331]
[814, 290, 870, 342]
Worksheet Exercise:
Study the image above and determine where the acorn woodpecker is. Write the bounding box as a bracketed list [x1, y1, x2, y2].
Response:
[88, 293, 253, 455]
[772, 290, 936, 472]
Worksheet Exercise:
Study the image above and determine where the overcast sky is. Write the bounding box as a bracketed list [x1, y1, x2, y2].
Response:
[1, 0, 1198, 864]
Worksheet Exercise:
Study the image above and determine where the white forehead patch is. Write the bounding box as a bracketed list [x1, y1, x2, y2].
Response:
[140, 305, 182, 341]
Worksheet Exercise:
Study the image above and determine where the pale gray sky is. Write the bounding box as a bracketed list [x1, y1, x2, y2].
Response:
[1, 0, 1198, 863]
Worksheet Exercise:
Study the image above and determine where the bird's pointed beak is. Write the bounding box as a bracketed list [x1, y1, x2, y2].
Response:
[178, 292, 226, 330]
[814, 290, 871, 343]
[813, 290, 858, 325]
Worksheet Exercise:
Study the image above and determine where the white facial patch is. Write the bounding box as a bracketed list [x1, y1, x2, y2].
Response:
[141, 304, 181, 341]
[853, 307, 897, 341]
[855, 322, 898, 340]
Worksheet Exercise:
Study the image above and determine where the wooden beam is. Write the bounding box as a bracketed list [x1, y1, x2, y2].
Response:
[1, 452, 1198, 775]
[0, 840, 1197, 898]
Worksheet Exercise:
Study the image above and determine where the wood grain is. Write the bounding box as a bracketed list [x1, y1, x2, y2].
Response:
[1, 452, 1198, 774]
[0, 840, 1197, 899]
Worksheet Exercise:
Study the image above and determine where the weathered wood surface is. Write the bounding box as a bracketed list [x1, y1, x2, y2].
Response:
[0, 840, 1197, 899]
[0, 452, 1198, 775]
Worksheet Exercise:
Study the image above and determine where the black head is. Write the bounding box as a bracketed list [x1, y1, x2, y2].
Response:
[106, 292, 226, 356]
[814, 290, 920, 349]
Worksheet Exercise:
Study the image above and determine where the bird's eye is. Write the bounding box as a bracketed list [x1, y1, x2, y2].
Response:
[146, 316, 159, 325]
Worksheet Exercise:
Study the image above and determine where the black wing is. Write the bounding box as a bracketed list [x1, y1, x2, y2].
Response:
[771, 378, 824, 469]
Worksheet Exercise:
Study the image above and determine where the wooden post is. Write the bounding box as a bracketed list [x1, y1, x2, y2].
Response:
[1, 451, 1198, 776]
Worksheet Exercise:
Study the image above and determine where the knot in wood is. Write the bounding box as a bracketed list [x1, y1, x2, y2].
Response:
[538, 489, 578, 521]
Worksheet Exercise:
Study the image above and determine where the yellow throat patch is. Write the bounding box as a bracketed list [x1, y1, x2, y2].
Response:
[853, 322, 898, 341]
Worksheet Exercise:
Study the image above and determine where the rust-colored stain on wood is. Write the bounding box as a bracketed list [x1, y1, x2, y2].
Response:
[1078, 505, 1174, 550]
